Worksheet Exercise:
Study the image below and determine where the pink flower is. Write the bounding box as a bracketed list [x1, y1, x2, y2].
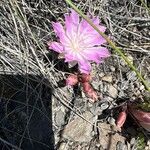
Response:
[48, 9, 110, 74]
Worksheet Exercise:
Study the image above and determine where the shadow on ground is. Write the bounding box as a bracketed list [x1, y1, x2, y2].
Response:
[0, 74, 55, 150]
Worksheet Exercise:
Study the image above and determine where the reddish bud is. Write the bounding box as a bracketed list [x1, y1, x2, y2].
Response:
[129, 104, 150, 132]
[116, 111, 127, 128]
[82, 82, 98, 101]
[66, 74, 78, 86]
[79, 73, 92, 83]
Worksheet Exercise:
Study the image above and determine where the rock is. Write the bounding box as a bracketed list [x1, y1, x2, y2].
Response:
[107, 117, 116, 126]
[108, 85, 118, 98]
[102, 75, 113, 83]
[92, 81, 101, 90]
[58, 142, 69, 150]
[62, 111, 93, 142]
[130, 138, 136, 145]
[55, 109, 66, 127]
[99, 72, 105, 78]
[140, 85, 144, 90]
[110, 66, 116, 72]
[102, 96, 114, 102]
[100, 102, 109, 110]
[116, 141, 127, 150]
[118, 91, 126, 97]
[98, 122, 125, 150]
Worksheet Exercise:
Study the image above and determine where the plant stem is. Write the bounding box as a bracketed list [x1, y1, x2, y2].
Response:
[139, 0, 150, 14]
[64, 0, 150, 92]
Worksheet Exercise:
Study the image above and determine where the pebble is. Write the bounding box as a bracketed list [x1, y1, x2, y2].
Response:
[108, 85, 118, 98]
[99, 72, 105, 78]
[110, 66, 116, 72]
[130, 138, 136, 145]
[107, 117, 116, 126]
[62, 111, 94, 142]
[103, 96, 114, 102]
[90, 105, 102, 115]
[102, 75, 113, 83]
[92, 81, 100, 90]
[118, 91, 126, 97]
[139, 85, 145, 90]
[116, 141, 127, 150]
[55, 109, 66, 127]
[58, 142, 69, 150]
[100, 102, 109, 110]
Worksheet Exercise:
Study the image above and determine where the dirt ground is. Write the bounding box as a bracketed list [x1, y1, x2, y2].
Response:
[0, 0, 150, 150]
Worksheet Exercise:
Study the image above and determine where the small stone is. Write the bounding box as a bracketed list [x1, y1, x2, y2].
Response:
[62, 111, 93, 142]
[59, 142, 69, 150]
[99, 72, 105, 78]
[116, 141, 124, 150]
[98, 122, 125, 150]
[90, 106, 103, 115]
[130, 138, 136, 145]
[140, 85, 145, 90]
[118, 91, 125, 97]
[92, 81, 100, 90]
[102, 75, 113, 83]
[108, 85, 118, 98]
[110, 66, 115, 72]
[100, 102, 109, 110]
[55, 109, 65, 127]
[103, 96, 114, 102]
[107, 117, 116, 126]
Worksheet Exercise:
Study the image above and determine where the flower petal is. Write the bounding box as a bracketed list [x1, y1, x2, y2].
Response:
[78, 58, 91, 74]
[82, 47, 110, 63]
[65, 10, 79, 39]
[78, 17, 106, 41]
[49, 42, 63, 53]
[82, 34, 107, 46]
[70, 9, 79, 24]
[52, 22, 66, 43]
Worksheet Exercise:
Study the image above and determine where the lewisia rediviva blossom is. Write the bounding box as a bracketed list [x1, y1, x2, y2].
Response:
[48, 9, 110, 74]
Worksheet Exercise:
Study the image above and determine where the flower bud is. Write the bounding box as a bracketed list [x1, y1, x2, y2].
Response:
[66, 74, 78, 86]
[116, 111, 127, 128]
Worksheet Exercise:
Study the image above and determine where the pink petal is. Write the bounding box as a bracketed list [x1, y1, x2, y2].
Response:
[78, 17, 106, 38]
[65, 10, 79, 38]
[52, 22, 66, 43]
[64, 53, 75, 62]
[82, 34, 107, 46]
[70, 9, 79, 24]
[78, 58, 91, 74]
[49, 42, 63, 53]
[91, 16, 100, 25]
[82, 47, 110, 63]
